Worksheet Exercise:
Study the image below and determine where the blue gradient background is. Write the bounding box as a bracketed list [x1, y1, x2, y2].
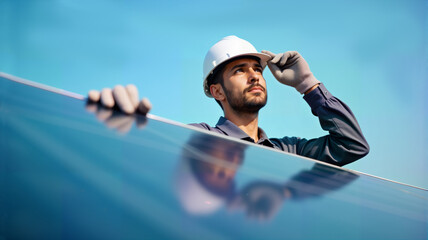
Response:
[1, 0, 427, 188]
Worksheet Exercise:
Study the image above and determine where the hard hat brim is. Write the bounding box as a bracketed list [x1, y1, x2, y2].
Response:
[203, 52, 272, 98]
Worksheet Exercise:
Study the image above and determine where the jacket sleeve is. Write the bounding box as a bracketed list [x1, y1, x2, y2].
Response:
[281, 83, 369, 166]
[285, 163, 359, 200]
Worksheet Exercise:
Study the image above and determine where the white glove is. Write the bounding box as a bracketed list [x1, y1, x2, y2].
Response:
[262, 51, 320, 94]
[86, 84, 151, 134]
[87, 84, 152, 114]
[85, 102, 148, 134]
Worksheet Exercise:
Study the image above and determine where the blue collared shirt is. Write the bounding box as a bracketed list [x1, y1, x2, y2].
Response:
[190, 84, 369, 166]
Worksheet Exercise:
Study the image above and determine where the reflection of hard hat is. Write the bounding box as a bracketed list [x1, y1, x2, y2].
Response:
[174, 157, 225, 215]
[174, 133, 245, 215]
[203, 35, 271, 97]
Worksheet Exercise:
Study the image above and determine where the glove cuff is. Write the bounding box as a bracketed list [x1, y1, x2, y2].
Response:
[295, 74, 321, 94]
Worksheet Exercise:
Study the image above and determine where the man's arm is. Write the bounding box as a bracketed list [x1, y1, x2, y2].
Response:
[285, 163, 359, 199]
[263, 51, 369, 166]
[304, 83, 320, 95]
[299, 84, 369, 166]
[271, 84, 369, 166]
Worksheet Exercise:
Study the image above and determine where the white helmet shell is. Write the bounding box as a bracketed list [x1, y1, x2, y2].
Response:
[174, 157, 225, 215]
[203, 36, 271, 98]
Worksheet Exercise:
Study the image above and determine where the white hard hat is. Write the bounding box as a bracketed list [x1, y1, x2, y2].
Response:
[203, 36, 271, 98]
[174, 157, 225, 215]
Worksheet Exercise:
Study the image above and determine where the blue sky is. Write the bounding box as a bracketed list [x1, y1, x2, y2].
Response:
[1, 0, 427, 188]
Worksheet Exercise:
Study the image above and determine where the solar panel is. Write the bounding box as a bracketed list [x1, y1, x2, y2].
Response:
[0, 73, 427, 239]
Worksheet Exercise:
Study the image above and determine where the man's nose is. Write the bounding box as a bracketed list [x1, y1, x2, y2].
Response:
[248, 69, 260, 83]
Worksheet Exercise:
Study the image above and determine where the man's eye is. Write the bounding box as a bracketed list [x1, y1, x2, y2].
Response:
[234, 69, 243, 74]
[255, 68, 262, 73]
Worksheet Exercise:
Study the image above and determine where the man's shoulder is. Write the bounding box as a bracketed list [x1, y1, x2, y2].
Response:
[188, 122, 225, 135]
[188, 122, 211, 130]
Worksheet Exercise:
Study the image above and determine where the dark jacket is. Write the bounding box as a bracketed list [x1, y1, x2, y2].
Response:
[190, 84, 369, 166]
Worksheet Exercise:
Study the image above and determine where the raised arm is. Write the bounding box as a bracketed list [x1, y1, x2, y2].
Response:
[263, 50, 369, 166]
[295, 84, 370, 166]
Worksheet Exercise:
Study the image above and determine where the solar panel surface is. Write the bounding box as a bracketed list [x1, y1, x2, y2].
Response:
[0, 73, 427, 239]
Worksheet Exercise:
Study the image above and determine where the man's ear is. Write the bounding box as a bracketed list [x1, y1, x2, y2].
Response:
[210, 84, 225, 101]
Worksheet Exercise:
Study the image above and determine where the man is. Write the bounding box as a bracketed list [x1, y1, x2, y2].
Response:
[88, 36, 369, 166]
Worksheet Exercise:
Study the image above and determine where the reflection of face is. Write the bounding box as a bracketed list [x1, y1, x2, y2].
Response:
[221, 58, 268, 113]
[198, 149, 243, 190]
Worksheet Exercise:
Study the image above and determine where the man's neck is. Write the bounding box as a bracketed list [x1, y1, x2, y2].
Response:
[224, 110, 260, 142]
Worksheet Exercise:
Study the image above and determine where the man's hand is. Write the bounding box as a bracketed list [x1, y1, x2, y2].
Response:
[261, 51, 320, 94]
[87, 84, 152, 115]
[228, 181, 287, 221]
[86, 84, 151, 134]
[85, 102, 149, 134]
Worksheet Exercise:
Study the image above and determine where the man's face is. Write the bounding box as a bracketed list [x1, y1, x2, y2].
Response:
[220, 58, 267, 113]
[198, 147, 243, 190]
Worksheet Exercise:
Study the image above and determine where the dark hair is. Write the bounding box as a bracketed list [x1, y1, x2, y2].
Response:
[207, 67, 225, 110]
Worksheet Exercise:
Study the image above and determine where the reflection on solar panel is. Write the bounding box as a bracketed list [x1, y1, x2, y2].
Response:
[0, 73, 427, 239]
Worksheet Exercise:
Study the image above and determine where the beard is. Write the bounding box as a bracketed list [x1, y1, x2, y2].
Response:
[223, 84, 267, 114]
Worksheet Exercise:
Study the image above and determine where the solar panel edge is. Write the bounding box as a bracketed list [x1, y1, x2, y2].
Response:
[1, 72, 426, 192]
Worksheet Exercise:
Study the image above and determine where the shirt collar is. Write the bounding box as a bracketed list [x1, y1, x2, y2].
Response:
[215, 116, 275, 147]
[215, 116, 249, 139]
